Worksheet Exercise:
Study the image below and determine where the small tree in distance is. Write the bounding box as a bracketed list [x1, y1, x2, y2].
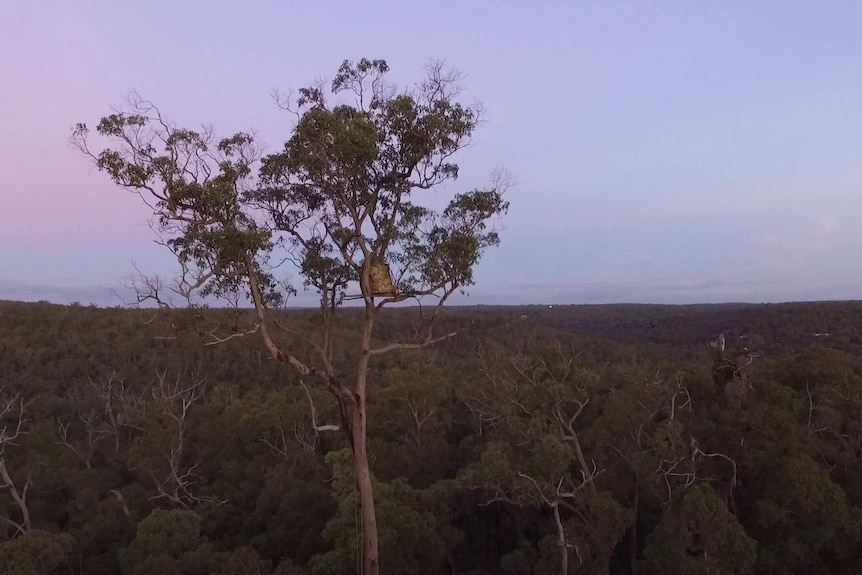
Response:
[73, 58, 510, 574]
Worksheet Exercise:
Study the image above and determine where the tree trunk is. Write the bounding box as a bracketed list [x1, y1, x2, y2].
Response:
[352, 396, 380, 575]
[552, 503, 568, 574]
[0, 460, 30, 534]
[569, 430, 598, 497]
[630, 473, 640, 566]
[353, 307, 380, 575]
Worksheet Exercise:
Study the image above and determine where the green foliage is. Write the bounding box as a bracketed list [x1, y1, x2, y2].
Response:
[0, 530, 75, 575]
[74, 58, 508, 312]
[218, 545, 272, 575]
[500, 540, 536, 574]
[639, 484, 757, 575]
[751, 455, 861, 573]
[6, 299, 862, 572]
[272, 559, 309, 575]
[309, 449, 452, 574]
[569, 494, 635, 573]
[118, 508, 219, 575]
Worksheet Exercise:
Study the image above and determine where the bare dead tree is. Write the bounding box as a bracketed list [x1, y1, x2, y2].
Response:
[655, 437, 738, 504]
[54, 410, 107, 470]
[54, 377, 128, 470]
[459, 383, 505, 437]
[152, 371, 207, 508]
[262, 379, 341, 457]
[261, 423, 295, 459]
[124, 371, 209, 509]
[805, 381, 830, 437]
[708, 333, 759, 399]
[483, 345, 601, 497]
[403, 398, 436, 449]
[507, 469, 600, 575]
[0, 396, 32, 536]
[76, 371, 137, 455]
[664, 374, 693, 421]
[551, 400, 599, 498]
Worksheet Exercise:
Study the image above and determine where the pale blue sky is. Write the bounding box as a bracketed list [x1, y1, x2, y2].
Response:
[2, 1, 862, 305]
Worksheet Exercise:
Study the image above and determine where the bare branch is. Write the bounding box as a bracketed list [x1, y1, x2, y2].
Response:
[806, 381, 829, 437]
[244, 255, 335, 387]
[262, 425, 292, 459]
[691, 443, 739, 492]
[0, 396, 31, 535]
[129, 371, 210, 509]
[517, 471, 553, 507]
[299, 380, 340, 433]
[369, 331, 457, 356]
[203, 323, 261, 346]
[110, 489, 132, 518]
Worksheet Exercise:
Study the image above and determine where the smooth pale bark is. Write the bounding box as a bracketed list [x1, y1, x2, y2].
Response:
[552, 503, 568, 574]
[0, 459, 30, 535]
[249, 265, 383, 572]
[352, 398, 379, 574]
[352, 305, 380, 575]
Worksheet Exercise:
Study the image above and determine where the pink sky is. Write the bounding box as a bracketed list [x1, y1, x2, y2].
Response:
[3, 1, 862, 305]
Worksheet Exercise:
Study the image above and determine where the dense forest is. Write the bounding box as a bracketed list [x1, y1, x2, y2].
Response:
[3, 299, 862, 574]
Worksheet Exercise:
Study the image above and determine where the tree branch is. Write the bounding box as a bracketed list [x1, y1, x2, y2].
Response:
[369, 331, 458, 356]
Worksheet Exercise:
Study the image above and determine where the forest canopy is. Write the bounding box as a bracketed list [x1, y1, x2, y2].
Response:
[3, 300, 862, 574]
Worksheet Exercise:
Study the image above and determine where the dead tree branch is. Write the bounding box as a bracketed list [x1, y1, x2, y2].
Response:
[0, 396, 32, 535]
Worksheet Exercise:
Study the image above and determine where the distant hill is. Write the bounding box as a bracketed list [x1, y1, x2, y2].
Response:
[448, 301, 862, 354]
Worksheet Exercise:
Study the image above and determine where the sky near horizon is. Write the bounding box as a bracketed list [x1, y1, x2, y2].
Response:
[2, 1, 862, 306]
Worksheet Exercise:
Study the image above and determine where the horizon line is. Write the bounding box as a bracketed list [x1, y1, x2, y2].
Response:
[3, 298, 862, 310]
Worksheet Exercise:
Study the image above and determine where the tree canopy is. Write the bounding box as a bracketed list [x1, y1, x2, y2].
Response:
[3, 300, 862, 573]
